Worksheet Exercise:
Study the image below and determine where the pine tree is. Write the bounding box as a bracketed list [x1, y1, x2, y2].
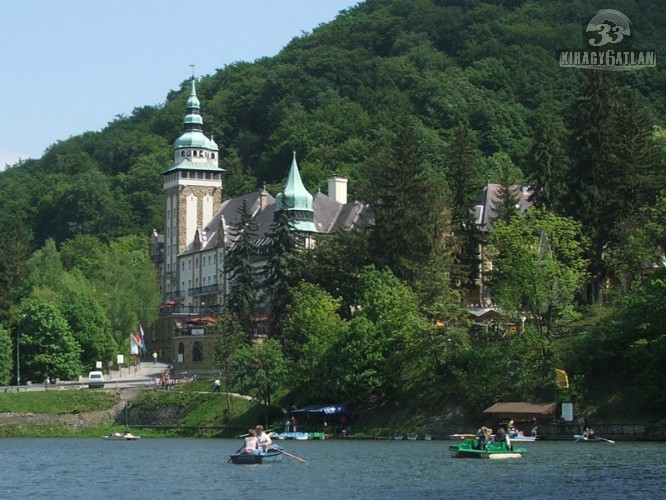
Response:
[491, 153, 522, 223]
[226, 198, 260, 335]
[525, 109, 569, 213]
[565, 72, 660, 302]
[368, 117, 445, 284]
[264, 205, 303, 338]
[446, 123, 482, 296]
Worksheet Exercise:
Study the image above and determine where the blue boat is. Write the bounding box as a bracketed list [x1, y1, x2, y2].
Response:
[229, 448, 284, 464]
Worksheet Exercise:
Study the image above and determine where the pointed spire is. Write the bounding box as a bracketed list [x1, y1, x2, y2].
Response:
[275, 151, 316, 232]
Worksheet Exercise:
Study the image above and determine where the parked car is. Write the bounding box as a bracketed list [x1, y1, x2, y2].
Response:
[87, 371, 105, 388]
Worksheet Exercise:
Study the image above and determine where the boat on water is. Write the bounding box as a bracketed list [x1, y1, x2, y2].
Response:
[449, 439, 526, 459]
[574, 434, 614, 443]
[229, 450, 284, 464]
[274, 431, 324, 440]
[449, 433, 477, 440]
[229, 448, 284, 464]
[104, 432, 140, 441]
[507, 435, 537, 442]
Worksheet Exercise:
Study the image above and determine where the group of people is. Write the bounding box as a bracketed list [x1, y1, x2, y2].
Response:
[242, 425, 273, 454]
[475, 418, 538, 449]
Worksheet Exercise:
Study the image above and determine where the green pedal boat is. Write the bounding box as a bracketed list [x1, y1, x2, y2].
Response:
[449, 439, 526, 459]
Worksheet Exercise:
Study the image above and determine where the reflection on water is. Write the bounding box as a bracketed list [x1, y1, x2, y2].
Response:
[1, 438, 665, 499]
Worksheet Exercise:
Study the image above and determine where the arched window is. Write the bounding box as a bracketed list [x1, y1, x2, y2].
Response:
[193, 342, 203, 362]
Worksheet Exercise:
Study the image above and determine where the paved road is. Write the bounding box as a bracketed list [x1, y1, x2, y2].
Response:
[4, 361, 172, 392]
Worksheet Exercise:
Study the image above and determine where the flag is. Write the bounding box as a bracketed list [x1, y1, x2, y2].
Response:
[130, 325, 147, 356]
[138, 324, 147, 353]
[555, 368, 569, 389]
[130, 333, 139, 356]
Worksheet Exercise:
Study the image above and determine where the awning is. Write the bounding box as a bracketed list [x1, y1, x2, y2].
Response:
[464, 307, 500, 321]
[483, 402, 556, 417]
[289, 404, 348, 418]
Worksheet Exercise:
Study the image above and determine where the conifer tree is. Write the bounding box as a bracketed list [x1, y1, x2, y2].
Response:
[368, 117, 448, 284]
[565, 73, 660, 302]
[226, 198, 260, 335]
[264, 204, 303, 338]
[525, 109, 569, 213]
[446, 122, 482, 296]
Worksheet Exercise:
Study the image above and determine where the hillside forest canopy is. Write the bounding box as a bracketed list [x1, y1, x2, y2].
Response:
[0, 0, 665, 419]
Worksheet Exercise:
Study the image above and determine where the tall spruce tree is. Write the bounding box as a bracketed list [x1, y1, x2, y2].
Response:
[525, 109, 569, 213]
[368, 117, 445, 284]
[264, 204, 303, 338]
[226, 198, 260, 335]
[491, 153, 522, 223]
[565, 72, 660, 302]
[446, 122, 482, 297]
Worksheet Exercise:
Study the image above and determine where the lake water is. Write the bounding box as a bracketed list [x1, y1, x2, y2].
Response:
[1, 438, 665, 499]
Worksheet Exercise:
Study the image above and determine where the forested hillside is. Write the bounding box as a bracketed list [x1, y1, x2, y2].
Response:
[1, 0, 666, 419]
[1, 0, 664, 247]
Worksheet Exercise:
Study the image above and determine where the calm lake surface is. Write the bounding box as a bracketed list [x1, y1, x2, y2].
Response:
[1, 438, 665, 499]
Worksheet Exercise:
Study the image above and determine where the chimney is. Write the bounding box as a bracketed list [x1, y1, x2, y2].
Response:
[327, 176, 348, 204]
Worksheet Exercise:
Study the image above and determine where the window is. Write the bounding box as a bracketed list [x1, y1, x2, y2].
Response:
[193, 342, 203, 362]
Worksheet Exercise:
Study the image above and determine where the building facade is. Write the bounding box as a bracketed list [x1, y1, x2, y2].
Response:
[149, 79, 371, 369]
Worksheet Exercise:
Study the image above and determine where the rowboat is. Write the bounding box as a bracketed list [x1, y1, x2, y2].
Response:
[574, 434, 615, 443]
[449, 433, 478, 440]
[104, 432, 140, 441]
[229, 449, 284, 464]
[449, 439, 526, 459]
[506, 435, 536, 442]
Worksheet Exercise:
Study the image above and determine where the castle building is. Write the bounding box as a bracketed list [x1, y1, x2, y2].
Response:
[149, 78, 371, 368]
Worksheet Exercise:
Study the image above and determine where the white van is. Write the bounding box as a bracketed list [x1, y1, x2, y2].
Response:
[88, 371, 105, 388]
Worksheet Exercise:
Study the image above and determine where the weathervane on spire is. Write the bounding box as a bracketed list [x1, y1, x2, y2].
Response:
[190, 64, 196, 79]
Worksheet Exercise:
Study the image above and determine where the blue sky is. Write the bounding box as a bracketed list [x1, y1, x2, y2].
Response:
[0, 0, 359, 167]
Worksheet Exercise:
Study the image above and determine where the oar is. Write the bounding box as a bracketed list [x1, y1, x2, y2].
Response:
[597, 436, 615, 444]
[279, 449, 308, 463]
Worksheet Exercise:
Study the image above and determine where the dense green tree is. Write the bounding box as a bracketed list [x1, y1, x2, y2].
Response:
[87, 236, 160, 348]
[281, 282, 347, 399]
[57, 273, 118, 369]
[0, 214, 33, 324]
[355, 266, 429, 400]
[15, 299, 83, 382]
[23, 239, 64, 294]
[230, 339, 288, 408]
[212, 314, 247, 413]
[300, 229, 371, 320]
[488, 208, 589, 337]
[0, 326, 13, 386]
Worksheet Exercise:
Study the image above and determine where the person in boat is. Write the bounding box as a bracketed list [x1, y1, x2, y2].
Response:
[476, 426, 491, 449]
[243, 429, 259, 454]
[255, 425, 272, 453]
[530, 418, 538, 437]
[507, 420, 519, 438]
[495, 425, 512, 450]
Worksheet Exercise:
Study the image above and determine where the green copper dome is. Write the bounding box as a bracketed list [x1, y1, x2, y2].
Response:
[172, 78, 218, 152]
[275, 152, 317, 232]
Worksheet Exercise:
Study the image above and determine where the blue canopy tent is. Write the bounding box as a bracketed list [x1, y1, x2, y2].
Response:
[288, 404, 349, 434]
